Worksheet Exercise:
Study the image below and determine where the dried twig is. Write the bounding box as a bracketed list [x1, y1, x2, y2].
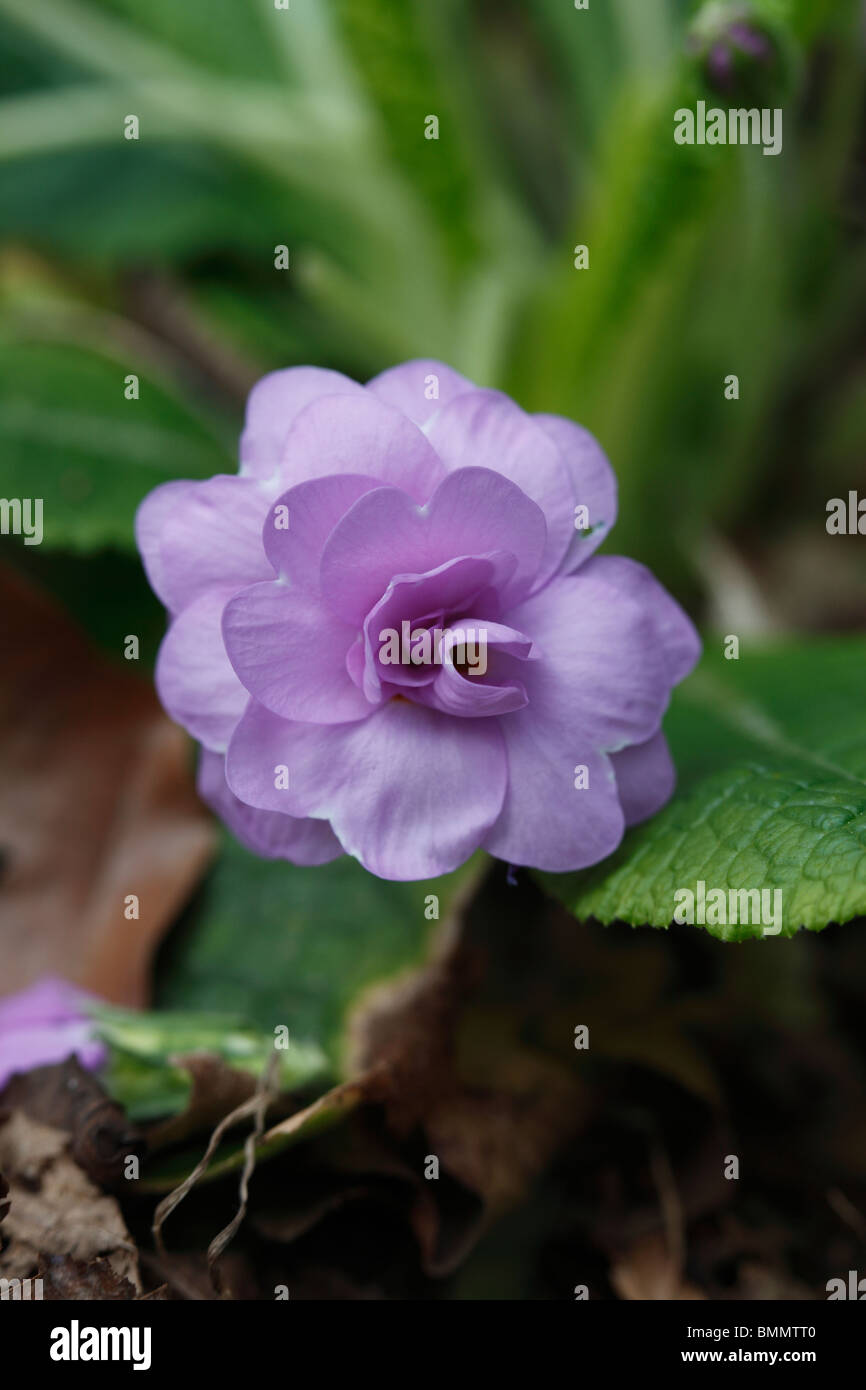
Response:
[152, 1052, 280, 1263]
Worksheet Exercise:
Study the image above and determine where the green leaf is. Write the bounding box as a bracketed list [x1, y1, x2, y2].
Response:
[0, 144, 306, 262]
[7, 545, 165, 662]
[0, 333, 233, 550]
[541, 637, 866, 939]
[90, 1002, 330, 1121]
[156, 831, 484, 1071]
[102, 1047, 191, 1124]
[85, 0, 285, 83]
[331, 0, 481, 267]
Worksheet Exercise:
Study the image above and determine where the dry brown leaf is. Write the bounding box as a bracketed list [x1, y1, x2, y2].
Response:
[343, 946, 587, 1275]
[0, 1057, 143, 1186]
[733, 1259, 815, 1301]
[138, 1249, 259, 1301]
[38, 1254, 140, 1300]
[0, 1109, 140, 1290]
[610, 1231, 706, 1301]
[0, 564, 214, 1005]
[145, 1054, 259, 1151]
[254, 1113, 479, 1277]
[253, 1185, 374, 1246]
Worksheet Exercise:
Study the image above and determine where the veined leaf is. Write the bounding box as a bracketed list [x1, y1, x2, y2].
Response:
[541, 638, 866, 939]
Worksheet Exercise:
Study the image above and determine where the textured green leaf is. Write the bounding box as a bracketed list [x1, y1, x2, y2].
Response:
[541, 638, 866, 939]
[0, 335, 233, 550]
[156, 831, 484, 1071]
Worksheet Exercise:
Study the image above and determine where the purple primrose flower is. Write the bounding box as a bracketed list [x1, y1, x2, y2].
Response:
[0, 976, 106, 1089]
[136, 362, 700, 880]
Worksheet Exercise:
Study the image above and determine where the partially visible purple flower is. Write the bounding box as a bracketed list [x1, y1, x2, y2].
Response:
[137, 360, 700, 881]
[0, 977, 106, 1089]
[691, 5, 777, 95]
[727, 21, 774, 61]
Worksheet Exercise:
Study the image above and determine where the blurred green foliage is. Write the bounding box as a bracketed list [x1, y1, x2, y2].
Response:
[0, 0, 862, 620]
[156, 833, 481, 1072]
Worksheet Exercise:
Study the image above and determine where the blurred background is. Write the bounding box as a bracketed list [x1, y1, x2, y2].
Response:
[1, 0, 866, 1301]
[1, 0, 864, 639]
